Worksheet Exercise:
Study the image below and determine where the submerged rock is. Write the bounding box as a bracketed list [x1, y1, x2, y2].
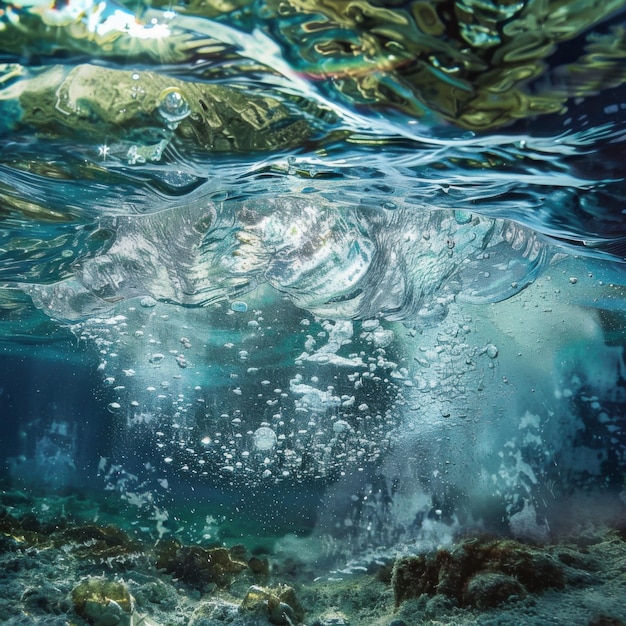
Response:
[57, 525, 144, 567]
[0, 508, 143, 567]
[463, 572, 527, 608]
[22, 583, 72, 617]
[154, 540, 248, 591]
[188, 600, 242, 626]
[392, 536, 567, 609]
[71, 577, 133, 626]
[240, 584, 304, 624]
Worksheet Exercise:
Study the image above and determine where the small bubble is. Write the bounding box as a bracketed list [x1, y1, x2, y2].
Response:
[127, 145, 145, 165]
[230, 300, 248, 313]
[140, 296, 157, 308]
[569, 276, 578, 284]
[333, 420, 351, 434]
[453, 210, 473, 224]
[485, 344, 498, 359]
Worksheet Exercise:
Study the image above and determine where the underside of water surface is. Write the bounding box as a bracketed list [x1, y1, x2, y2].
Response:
[1, 1, 626, 625]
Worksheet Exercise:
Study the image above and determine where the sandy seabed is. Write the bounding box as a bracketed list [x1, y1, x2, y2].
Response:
[1, 490, 625, 626]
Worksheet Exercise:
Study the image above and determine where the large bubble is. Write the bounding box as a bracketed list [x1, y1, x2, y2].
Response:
[252, 426, 278, 451]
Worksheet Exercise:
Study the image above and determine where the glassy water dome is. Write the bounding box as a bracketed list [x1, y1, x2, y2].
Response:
[1, 1, 626, 625]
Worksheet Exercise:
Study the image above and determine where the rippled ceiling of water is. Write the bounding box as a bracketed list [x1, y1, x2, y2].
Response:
[1, 0, 626, 539]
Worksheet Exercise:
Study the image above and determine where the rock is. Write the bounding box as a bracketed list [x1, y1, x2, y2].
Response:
[131, 579, 172, 607]
[71, 578, 133, 626]
[463, 572, 527, 608]
[154, 541, 247, 591]
[392, 536, 565, 608]
[248, 555, 270, 577]
[58, 524, 143, 566]
[240, 584, 304, 624]
[423, 594, 455, 619]
[188, 600, 242, 626]
[21, 584, 71, 615]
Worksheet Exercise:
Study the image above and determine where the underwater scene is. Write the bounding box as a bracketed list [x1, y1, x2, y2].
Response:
[1, 0, 626, 624]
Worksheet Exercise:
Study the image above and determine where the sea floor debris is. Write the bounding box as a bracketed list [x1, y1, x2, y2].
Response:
[1, 492, 626, 626]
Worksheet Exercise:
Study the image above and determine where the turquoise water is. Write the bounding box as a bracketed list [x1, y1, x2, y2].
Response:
[1, 2, 626, 624]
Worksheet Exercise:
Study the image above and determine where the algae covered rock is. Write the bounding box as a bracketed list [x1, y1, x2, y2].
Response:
[392, 537, 566, 609]
[463, 572, 527, 608]
[57, 524, 144, 567]
[72, 577, 133, 626]
[240, 584, 304, 624]
[154, 540, 247, 591]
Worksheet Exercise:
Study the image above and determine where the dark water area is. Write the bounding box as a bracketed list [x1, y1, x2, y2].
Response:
[2, 1, 626, 624]
[0, 347, 109, 489]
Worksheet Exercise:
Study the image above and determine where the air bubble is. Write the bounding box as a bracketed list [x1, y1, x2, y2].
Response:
[140, 296, 157, 308]
[361, 319, 380, 331]
[485, 344, 498, 358]
[230, 300, 248, 313]
[158, 88, 190, 129]
[333, 420, 351, 433]
[454, 210, 473, 224]
[252, 427, 278, 451]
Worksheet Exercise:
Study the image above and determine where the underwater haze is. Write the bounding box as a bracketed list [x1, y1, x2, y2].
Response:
[1, 1, 626, 625]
